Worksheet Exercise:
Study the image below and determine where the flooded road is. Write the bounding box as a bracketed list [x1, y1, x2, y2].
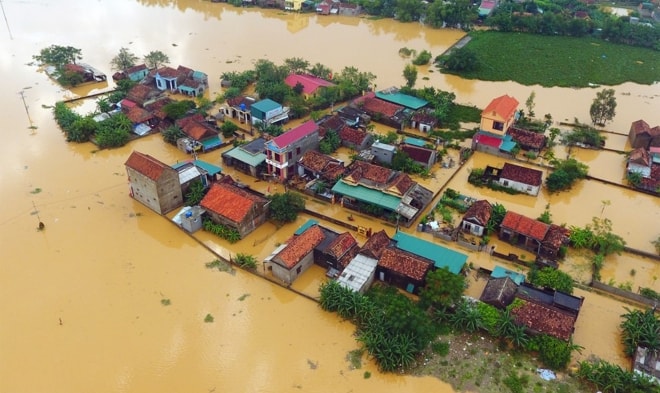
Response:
[1, 1, 659, 392]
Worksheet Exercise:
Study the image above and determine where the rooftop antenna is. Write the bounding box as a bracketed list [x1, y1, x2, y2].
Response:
[32, 201, 45, 231]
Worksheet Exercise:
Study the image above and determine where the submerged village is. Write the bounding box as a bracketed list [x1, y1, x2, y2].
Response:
[40, 18, 660, 392]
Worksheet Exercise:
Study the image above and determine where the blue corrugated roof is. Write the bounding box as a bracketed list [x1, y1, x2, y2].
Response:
[171, 160, 222, 175]
[392, 231, 467, 274]
[375, 91, 428, 110]
[251, 99, 281, 113]
[491, 266, 525, 285]
[295, 219, 319, 235]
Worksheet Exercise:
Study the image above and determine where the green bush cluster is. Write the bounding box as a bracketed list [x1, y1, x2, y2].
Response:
[577, 359, 659, 393]
[203, 219, 241, 243]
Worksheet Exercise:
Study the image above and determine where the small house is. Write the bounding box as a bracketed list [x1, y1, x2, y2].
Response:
[268, 224, 326, 285]
[392, 231, 468, 274]
[480, 276, 518, 309]
[507, 127, 546, 152]
[352, 92, 406, 129]
[629, 119, 660, 149]
[125, 151, 183, 214]
[176, 114, 222, 152]
[126, 84, 164, 107]
[297, 150, 346, 182]
[498, 163, 543, 196]
[251, 98, 289, 126]
[499, 211, 549, 255]
[320, 231, 359, 271]
[376, 247, 432, 294]
[338, 126, 373, 151]
[359, 229, 391, 260]
[460, 199, 492, 237]
[221, 137, 267, 178]
[199, 181, 269, 238]
[399, 144, 437, 170]
[371, 141, 396, 165]
[480, 94, 519, 136]
[337, 254, 378, 294]
[284, 74, 335, 99]
[224, 96, 256, 124]
[410, 110, 437, 133]
[171, 159, 222, 195]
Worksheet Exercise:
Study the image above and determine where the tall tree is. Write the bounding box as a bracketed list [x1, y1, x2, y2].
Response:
[144, 50, 170, 70]
[589, 88, 617, 126]
[309, 63, 332, 79]
[283, 57, 310, 74]
[110, 47, 138, 73]
[33, 45, 83, 68]
[419, 267, 466, 310]
[402, 63, 417, 88]
[269, 192, 305, 223]
[525, 90, 536, 119]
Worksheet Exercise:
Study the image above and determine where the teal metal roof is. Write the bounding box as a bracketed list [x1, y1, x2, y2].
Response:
[202, 135, 222, 150]
[403, 137, 426, 147]
[295, 219, 319, 235]
[491, 266, 525, 285]
[331, 181, 400, 211]
[192, 70, 206, 80]
[392, 231, 467, 274]
[223, 146, 266, 167]
[171, 160, 222, 175]
[375, 91, 428, 110]
[500, 134, 517, 152]
[251, 98, 281, 113]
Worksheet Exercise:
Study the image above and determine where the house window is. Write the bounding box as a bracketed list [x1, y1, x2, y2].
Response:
[296, 265, 302, 274]
[502, 180, 509, 186]
[296, 147, 301, 155]
[288, 152, 293, 160]
[493, 121, 504, 131]
[274, 153, 280, 162]
[527, 185, 532, 192]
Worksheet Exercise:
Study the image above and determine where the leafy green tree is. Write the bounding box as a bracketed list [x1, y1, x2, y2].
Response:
[143, 50, 169, 69]
[110, 47, 138, 73]
[57, 70, 84, 87]
[162, 100, 196, 120]
[442, 46, 480, 72]
[590, 88, 617, 126]
[185, 180, 206, 206]
[319, 130, 341, 154]
[269, 192, 305, 223]
[162, 125, 185, 145]
[412, 50, 432, 66]
[308, 62, 332, 79]
[546, 158, 589, 193]
[395, 0, 423, 22]
[627, 171, 643, 187]
[33, 45, 82, 68]
[220, 121, 239, 138]
[487, 202, 507, 234]
[620, 307, 660, 357]
[96, 97, 113, 114]
[379, 130, 399, 144]
[532, 335, 580, 370]
[528, 267, 574, 294]
[525, 91, 536, 119]
[67, 116, 98, 142]
[420, 267, 466, 311]
[402, 63, 417, 88]
[283, 57, 310, 74]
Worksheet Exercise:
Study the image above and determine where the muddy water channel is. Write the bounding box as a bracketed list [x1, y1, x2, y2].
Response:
[1, 1, 659, 392]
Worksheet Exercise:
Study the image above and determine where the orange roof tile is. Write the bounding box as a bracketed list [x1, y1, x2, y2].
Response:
[501, 211, 549, 241]
[124, 151, 169, 180]
[276, 225, 326, 268]
[200, 183, 267, 224]
[482, 94, 519, 121]
[360, 229, 391, 259]
[511, 298, 577, 341]
[462, 200, 492, 226]
[378, 247, 432, 281]
[325, 232, 358, 260]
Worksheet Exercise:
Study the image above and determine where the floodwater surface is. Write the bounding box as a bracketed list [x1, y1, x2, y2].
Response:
[1, 1, 659, 392]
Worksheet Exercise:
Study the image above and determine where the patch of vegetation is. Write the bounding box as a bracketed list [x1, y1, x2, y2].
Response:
[363, 371, 371, 379]
[269, 192, 305, 224]
[561, 124, 606, 148]
[203, 219, 241, 243]
[205, 259, 234, 274]
[546, 158, 589, 193]
[620, 307, 660, 357]
[577, 359, 659, 393]
[430, 341, 450, 356]
[440, 31, 660, 87]
[30, 188, 42, 194]
[204, 313, 214, 323]
[639, 287, 660, 301]
[412, 50, 432, 65]
[237, 293, 250, 301]
[234, 253, 258, 270]
[160, 298, 171, 306]
[527, 267, 574, 294]
[346, 349, 363, 369]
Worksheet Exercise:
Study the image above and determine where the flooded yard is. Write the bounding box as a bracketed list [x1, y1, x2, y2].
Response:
[1, 0, 659, 392]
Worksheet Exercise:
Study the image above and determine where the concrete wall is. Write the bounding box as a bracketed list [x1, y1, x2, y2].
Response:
[271, 251, 315, 285]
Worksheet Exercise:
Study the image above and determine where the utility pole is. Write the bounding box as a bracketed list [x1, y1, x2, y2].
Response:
[0, 0, 13, 40]
[19, 90, 35, 129]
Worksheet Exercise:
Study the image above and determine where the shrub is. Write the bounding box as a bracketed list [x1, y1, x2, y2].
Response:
[234, 253, 258, 270]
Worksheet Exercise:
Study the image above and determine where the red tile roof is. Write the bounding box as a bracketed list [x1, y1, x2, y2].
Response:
[128, 84, 160, 103]
[284, 74, 335, 95]
[482, 94, 519, 121]
[501, 211, 549, 242]
[276, 225, 326, 268]
[125, 151, 170, 180]
[379, 247, 432, 281]
[511, 298, 577, 341]
[156, 66, 180, 79]
[500, 163, 543, 186]
[271, 120, 318, 149]
[64, 63, 86, 74]
[344, 160, 393, 185]
[629, 148, 651, 166]
[126, 107, 154, 124]
[462, 200, 492, 226]
[354, 92, 404, 118]
[200, 182, 268, 224]
[325, 232, 358, 260]
[401, 144, 434, 164]
[507, 127, 546, 150]
[388, 172, 414, 195]
[298, 150, 345, 179]
[360, 229, 391, 259]
[176, 114, 218, 141]
[543, 225, 570, 249]
[630, 119, 651, 136]
[412, 111, 437, 126]
[338, 126, 369, 146]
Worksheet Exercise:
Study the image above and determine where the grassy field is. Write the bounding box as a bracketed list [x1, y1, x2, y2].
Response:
[442, 31, 660, 87]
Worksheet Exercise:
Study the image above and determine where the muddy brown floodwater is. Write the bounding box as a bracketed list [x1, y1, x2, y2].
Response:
[1, 1, 659, 392]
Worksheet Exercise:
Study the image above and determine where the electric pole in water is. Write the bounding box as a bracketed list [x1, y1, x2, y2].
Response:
[19, 90, 35, 129]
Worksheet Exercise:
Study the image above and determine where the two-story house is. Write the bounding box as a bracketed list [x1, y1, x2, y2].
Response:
[265, 120, 320, 181]
[480, 94, 519, 136]
[251, 98, 289, 126]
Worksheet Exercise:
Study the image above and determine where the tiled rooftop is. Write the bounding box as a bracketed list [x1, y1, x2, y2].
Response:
[501, 211, 549, 242]
[344, 160, 394, 185]
[630, 119, 651, 135]
[462, 199, 492, 226]
[510, 298, 577, 341]
[360, 229, 391, 259]
[500, 163, 543, 186]
[543, 224, 571, 249]
[354, 92, 404, 118]
[400, 144, 434, 164]
[325, 232, 358, 260]
[125, 151, 170, 181]
[338, 126, 369, 146]
[276, 225, 326, 268]
[200, 182, 267, 224]
[507, 127, 546, 150]
[378, 247, 432, 281]
[482, 94, 519, 120]
[126, 107, 153, 124]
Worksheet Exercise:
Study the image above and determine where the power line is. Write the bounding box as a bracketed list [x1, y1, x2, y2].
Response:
[0, 0, 13, 40]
